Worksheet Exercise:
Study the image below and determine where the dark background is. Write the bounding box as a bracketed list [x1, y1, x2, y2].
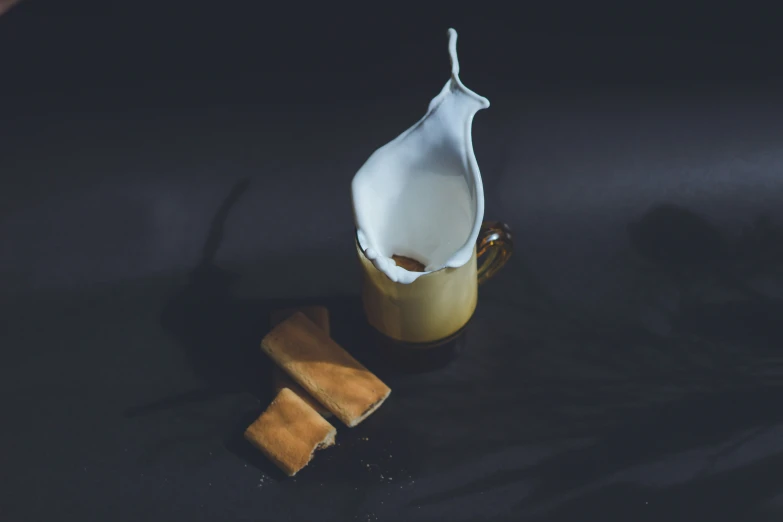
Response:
[2, 2, 783, 521]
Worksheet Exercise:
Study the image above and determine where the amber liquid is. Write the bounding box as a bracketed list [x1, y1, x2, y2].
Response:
[383, 253, 463, 372]
[391, 254, 426, 272]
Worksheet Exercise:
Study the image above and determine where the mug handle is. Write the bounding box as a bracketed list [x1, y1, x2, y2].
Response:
[476, 221, 513, 285]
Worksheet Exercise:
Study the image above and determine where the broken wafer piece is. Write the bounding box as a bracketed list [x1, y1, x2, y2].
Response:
[261, 311, 391, 427]
[244, 388, 336, 477]
[270, 306, 333, 418]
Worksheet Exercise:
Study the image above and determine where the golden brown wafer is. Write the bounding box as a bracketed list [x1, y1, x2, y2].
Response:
[270, 306, 332, 418]
[261, 312, 391, 427]
[244, 388, 336, 477]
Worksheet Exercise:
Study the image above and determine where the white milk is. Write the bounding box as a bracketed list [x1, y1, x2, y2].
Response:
[351, 28, 490, 284]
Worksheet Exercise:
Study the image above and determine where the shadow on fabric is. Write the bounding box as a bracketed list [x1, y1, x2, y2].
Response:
[123, 178, 383, 476]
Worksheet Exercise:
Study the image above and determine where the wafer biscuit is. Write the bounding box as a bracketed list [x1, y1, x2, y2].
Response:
[261, 312, 391, 427]
[270, 306, 332, 418]
[244, 388, 336, 477]
[272, 368, 332, 418]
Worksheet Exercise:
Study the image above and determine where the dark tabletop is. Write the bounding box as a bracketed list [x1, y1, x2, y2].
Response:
[2, 3, 783, 521]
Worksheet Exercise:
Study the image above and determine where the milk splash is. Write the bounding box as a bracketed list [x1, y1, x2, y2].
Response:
[351, 28, 490, 284]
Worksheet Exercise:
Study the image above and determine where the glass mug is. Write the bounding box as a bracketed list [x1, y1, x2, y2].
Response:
[355, 221, 513, 371]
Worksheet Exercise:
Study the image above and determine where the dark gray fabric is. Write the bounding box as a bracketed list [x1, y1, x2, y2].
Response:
[2, 4, 782, 521]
